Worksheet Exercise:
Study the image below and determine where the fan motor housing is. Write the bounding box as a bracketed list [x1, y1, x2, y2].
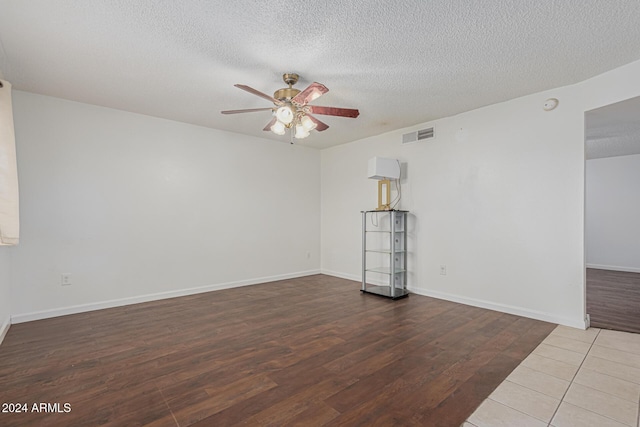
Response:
[273, 87, 300, 101]
[274, 73, 301, 101]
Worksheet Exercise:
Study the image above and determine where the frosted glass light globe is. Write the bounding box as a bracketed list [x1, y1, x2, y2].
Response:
[295, 124, 310, 139]
[271, 120, 286, 135]
[300, 115, 317, 131]
[275, 105, 294, 125]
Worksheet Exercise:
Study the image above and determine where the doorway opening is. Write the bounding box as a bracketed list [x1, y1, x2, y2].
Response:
[585, 95, 640, 333]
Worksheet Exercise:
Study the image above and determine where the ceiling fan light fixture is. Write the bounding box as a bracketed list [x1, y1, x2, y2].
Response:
[270, 120, 286, 135]
[300, 115, 317, 131]
[276, 105, 294, 125]
[295, 123, 310, 139]
[223, 73, 359, 143]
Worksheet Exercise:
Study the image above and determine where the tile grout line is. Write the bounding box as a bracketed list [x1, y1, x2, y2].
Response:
[589, 342, 640, 370]
[551, 401, 632, 427]
[571, 371, 640, 404]
[580, 341, 640, 395]
[542, 337, 595, 354]
[466, 337, 569, 425]
[476, 326, 640, 427]
[485, 396, 556, 425]
[587, 352, 640, 371]
[547, 328, 640, 427]
[476, 347, 575, 424]
[546, 327, 601, 426]
[551, 329, 600, 344]
[498, 377, 564, 401]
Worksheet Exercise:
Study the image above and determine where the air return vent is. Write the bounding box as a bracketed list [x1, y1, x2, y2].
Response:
[402, 126, 435, 144]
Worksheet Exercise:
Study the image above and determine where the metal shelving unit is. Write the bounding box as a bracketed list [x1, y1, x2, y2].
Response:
[361, 210, 409, 300]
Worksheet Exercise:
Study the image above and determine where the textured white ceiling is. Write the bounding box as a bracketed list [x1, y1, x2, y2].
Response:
[586, 95, 640, 160]
[1, 1, 640, 149]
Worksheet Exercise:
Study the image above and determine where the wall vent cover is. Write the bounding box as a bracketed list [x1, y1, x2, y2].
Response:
[402, 126, 435, 144]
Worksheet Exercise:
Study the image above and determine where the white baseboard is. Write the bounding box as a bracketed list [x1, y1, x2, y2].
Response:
[408, 285, 587, 329]
[320, 270, 360, 283]
[586, 264, 640, 274]
[11, 269, 321, 324]
[321, 270, 587, 329]
[0, 316, 10, 345]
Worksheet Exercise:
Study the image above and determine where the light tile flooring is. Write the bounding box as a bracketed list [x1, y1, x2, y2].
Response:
[464, 325, 640, 427]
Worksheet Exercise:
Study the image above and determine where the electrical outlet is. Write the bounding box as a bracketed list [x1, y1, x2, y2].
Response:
[61, 273, 72, 286]
[440, 265, 447, 276]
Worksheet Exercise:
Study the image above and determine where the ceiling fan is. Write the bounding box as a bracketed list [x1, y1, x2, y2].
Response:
[221, 73, 359, 140]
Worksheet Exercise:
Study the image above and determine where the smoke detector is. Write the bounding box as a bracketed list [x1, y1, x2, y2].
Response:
[543, 98, 559, 111]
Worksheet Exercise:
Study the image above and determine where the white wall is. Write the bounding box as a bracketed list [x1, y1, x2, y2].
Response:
[0, 247, 10, 343]
[321, 59, 640, 329]
[6, 61, 640, 329]
[10, 91, 321, 322]
[586, 154, 640, 272]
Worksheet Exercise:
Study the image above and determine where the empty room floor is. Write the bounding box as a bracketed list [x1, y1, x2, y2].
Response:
[0, 275, 555, 426]
[8, 274, 639, 427]
[465, 325, 640, 427]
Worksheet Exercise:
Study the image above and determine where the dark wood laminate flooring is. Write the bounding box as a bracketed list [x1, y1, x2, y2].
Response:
[587, 268, 640, 334]
[0, 274, 555, 426]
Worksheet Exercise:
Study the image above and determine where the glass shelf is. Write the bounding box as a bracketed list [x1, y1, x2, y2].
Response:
[366, 249, 405, 254]
[362, 210, 409, 300]
[365, 267, 406, 275]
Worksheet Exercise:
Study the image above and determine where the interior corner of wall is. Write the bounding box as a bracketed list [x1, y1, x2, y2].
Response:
[0, 316, 10, 345]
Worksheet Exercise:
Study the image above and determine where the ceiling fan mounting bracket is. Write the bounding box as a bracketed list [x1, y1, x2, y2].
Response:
[282, 73, 299, 87]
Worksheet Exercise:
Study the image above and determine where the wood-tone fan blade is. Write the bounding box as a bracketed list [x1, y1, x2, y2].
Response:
[292, 82, 329, 106]
[234, 84, 282, 105]
[308, 106, 360, 118]
[306, 114, 329, 131]
[263, 117, 277, 131]
[221, 107, 274, 114]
